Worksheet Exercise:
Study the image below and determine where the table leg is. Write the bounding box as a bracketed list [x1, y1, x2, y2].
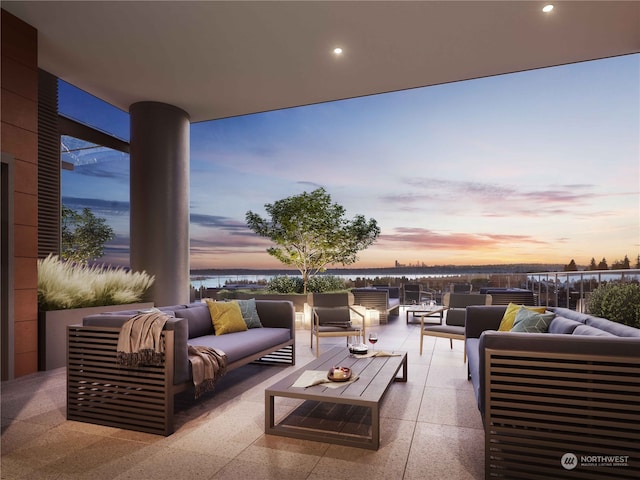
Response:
[265, 392, 275, 431]
[394, 354, 408, 382]
[371, 403, 380, 450]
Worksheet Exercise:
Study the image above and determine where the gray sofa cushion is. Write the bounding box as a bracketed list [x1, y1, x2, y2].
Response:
[548, 316, 582, 334]
[572, 324, 616, 336]
[175, 305, 213, 338]
[189, 327, 291, 364]
[422, 324, 464, 336]
[584, 316, 640, 337]
[547, 307, 589, 323]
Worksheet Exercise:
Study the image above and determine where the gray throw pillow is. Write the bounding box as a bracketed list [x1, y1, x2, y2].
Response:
[511, 306, 555, 333]
[233, 298, 263, 328]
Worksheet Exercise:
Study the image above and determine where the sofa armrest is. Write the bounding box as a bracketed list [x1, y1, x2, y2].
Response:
[255, 300, 295, 337]
[82, 314, 190, 386]
[477, 331, 640, 415]
[464, 305, 506, 338]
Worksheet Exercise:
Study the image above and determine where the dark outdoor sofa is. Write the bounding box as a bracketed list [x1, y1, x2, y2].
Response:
[351, 286, 401, 324]
[67, 300, 295, 436]
[477, 287, 535, 305]
[465, 305, 640, 479]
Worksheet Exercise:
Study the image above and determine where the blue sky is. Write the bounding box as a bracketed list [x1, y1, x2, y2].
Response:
[61, 54, 640, 270]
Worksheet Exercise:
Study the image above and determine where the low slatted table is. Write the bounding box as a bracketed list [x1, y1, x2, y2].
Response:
[265, 347, 407, 450]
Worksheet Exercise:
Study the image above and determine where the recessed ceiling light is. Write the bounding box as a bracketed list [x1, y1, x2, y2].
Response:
[542, 4, 554, 13]
[333, 47, 343, 55]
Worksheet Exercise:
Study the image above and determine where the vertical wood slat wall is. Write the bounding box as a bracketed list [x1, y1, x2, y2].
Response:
[484, 348, 640, 479]
[37, 69, 59, 258]
[67, 325, 176, 436]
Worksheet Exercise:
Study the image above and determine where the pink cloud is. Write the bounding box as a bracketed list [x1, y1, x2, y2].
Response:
[379, 227, 548, 250]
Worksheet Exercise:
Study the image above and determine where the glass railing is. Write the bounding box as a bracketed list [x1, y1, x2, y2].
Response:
[526, 269, 640, 311]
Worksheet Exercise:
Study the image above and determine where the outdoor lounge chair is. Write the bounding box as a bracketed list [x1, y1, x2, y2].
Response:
[309, 292, 365, 357]
[402, 283, 423, 304]
[419, 292, 492, 361]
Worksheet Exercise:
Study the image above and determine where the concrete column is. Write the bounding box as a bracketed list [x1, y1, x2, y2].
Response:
[129, 102, 190, 306]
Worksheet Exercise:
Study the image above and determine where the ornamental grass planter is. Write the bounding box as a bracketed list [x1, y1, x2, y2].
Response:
[38, 302, 153, 371]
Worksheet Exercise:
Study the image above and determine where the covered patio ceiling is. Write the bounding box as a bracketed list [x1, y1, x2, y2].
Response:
[3, 1, 639, 123]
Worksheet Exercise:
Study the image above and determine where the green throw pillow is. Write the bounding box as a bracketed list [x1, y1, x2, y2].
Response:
[510, 306, 555, 333]
[233, 298, 263, 328]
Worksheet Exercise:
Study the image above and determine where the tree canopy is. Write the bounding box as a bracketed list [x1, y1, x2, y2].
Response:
[61, 205, 115, 264]
[246, 188, 380, 293]
[564, 259, 578, 271]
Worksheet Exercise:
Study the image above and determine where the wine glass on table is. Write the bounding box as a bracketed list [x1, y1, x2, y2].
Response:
[368, 332, 378, 352]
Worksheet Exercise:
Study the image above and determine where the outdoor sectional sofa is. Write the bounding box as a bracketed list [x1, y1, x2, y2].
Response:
[67, 299, 295, 436]
[465, 305, 640, 479]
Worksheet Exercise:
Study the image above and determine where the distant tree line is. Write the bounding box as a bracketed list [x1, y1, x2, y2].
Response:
[564, 254, 640, 272]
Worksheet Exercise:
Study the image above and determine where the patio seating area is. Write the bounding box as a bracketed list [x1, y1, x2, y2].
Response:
[1, 307, 483, 480]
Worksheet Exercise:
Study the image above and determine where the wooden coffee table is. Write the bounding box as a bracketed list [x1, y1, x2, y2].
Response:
[265, 347, 407, 450]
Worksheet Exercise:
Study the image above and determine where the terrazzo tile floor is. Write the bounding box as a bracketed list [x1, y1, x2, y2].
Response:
[1, 308, 484, 479]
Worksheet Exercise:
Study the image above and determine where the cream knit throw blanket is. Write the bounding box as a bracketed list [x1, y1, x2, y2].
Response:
[188, 345, 227, 399]
[116, 311, 169, 367]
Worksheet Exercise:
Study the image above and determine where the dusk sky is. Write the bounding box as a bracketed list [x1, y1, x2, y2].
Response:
[61, 54, 639, 271]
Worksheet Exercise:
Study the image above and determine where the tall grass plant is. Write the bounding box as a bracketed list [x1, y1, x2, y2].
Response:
[38, 255, 155, 310]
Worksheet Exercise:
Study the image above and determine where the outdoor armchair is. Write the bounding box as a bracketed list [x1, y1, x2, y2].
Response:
[309, 292, 365, 357]
[419, 292, 492, 360]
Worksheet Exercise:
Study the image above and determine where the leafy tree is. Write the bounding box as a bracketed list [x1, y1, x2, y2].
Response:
[597, 257, 609, 270]
[588, 258, 598, 271]
[61, 205, 115, 264]
[564, 259, 578, 271]
[246, 188, 380, 293]
[636, 255, 640, 269]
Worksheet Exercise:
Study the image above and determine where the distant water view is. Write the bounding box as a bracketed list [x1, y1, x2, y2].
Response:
[190, 266, 640, 290]
[189, 265, 563, 290]
[191, 271, 467, 289]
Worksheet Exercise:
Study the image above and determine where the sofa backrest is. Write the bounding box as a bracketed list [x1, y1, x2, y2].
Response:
[374, 286, 400, 299]
[445, 293, 492, 309]
[583, 316, 640, 337]
[174, 304, 213, 338]
[444, 293, 492, 327]
[482, 290, 535, 306]
[548, 307, 640, 337]
[308, 292, 354, 307]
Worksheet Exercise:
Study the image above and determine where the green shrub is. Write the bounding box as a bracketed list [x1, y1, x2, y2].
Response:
[265, 275, 346, 293]
[266, 276, 304, 294]
[38, 254, 154, 310]
[587, 282, 640, 328]
[214, 289, 237, 300]
[307, 275, 347, 293]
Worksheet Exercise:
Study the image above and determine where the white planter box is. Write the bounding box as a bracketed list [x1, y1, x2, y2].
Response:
[38, 302, 153, 371]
